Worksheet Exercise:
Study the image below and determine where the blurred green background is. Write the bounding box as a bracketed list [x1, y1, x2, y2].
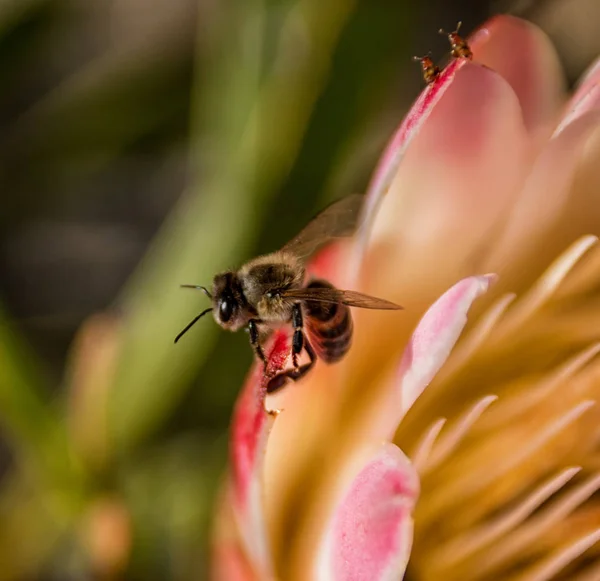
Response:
[0, 0, 598, 579]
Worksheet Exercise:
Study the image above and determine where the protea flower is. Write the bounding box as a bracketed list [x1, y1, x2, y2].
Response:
[212, 15, 600, 581]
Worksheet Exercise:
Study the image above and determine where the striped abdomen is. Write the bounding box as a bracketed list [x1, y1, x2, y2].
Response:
[304, 279, 353, 364]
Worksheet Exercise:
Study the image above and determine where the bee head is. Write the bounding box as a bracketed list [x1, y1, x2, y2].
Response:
[212, 271, 248, 331]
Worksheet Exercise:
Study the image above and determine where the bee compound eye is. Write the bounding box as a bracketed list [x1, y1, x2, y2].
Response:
[219, 299, 233, 323]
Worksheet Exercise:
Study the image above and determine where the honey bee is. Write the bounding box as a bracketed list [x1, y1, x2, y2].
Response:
[174, 194, 402, 393]
[413, 53, 441, 85]
[439, 21, 473, 60]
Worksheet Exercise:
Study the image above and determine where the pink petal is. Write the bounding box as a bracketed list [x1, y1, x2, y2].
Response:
[359, 274, 496, 444]
[357, 62, 528, 307]
[315, 443, 419, 581]
[397, 274, 497, 416]
[229, 331, 290, 576]
[365, 59, 466, 206]
[358, 58, 467, 257]
[471, 15, 566, 134]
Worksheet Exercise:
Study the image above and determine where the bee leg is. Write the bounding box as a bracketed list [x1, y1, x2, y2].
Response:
[248, 319, 267, 372]
[291, 303, 304, 370]
[267, 337, 316, 394]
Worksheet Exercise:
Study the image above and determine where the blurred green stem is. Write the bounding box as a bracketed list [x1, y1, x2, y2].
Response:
[0, 305, 79, 488]
[110, 0, 356, 451]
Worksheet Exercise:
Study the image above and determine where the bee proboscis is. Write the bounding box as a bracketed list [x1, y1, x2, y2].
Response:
[175, 194, 402, 393]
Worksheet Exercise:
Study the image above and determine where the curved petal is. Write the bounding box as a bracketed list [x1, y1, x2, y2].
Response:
[368, 275, 496, 442]
[358, 62, 528, 307]
[314, 443, 419, 581]
[344, 64, 528, 394]
[229, 331, 290, 577]
[397, 274, 497, 417]
[576, 54, 600, 95]
[470, 15, 566, 134]
[364, 58, 466, 206]
[355, 59, 467, 277]
[487, 112, 600, 287]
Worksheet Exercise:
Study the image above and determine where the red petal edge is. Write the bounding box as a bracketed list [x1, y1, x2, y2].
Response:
[351, 58, 468, 276]
[364, 58, 466, 208]
[229, 330, 290, 577]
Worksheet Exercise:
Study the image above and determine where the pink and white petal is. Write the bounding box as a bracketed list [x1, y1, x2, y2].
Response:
[314, 443, 419, 581]
[576, 54, 600, 96]
[344, 64, 528, 388]
[470, 15, 566, 135]
[363, 15, 557, 213]
[397, 274, 496, 418]
[359, 62, 529, 304]
[362, 275, 496, 442]
[364, 58, 466, 208]
[555, 55, 600, 135]
[229, 331, 290, 577]
[356, 59, 468, 273]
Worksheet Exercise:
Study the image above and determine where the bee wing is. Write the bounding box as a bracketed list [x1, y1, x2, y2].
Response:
[281, 194, 364, 262]
[281, 287, 402, 310]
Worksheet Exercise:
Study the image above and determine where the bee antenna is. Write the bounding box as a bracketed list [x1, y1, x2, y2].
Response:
[180, 284, 212, 299]
[174, 308, 213, 344]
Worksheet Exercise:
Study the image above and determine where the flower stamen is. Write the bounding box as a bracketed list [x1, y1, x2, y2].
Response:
[431, 466, 581, 568]
[493, 235, 598, 340]
[477, 471, 600, 577]
[511, 527, 600, 581]
[425, 395, 498, 472]
[412, 417, 447, 472]
[476, 343, 600, 431]
[419, 400, 595, 523]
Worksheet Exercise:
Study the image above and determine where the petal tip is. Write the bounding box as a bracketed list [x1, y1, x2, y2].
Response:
[315, 444, 418, 581]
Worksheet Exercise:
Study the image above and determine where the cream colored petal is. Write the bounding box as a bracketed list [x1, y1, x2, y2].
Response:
[487, 114, 600, 289]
